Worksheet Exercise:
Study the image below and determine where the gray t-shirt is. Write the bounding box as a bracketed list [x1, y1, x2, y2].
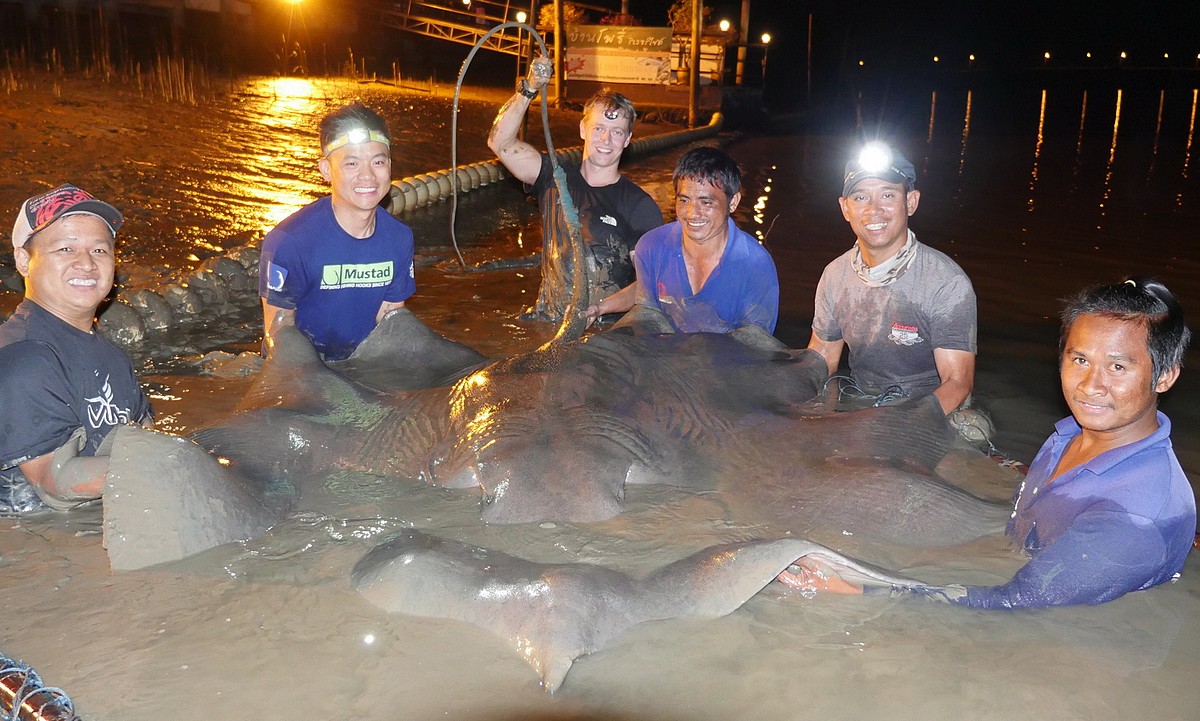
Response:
[811, 237, 976, 398]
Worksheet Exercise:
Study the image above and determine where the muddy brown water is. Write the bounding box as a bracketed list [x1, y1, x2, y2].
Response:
[1, 75, 1199, 720]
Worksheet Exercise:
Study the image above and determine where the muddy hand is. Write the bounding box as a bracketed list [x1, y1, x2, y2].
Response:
[526, 56, 553, 92]
[578, 304, 600, 328]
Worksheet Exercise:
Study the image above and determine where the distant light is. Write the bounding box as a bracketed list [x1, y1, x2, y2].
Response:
[516, 10, 526, 22]
[1043, 52, 1051, 60]
[1086, 52, 1092, 59]
[858, 59, 864, 67]
[968, 54, 975, 61]
[1120, 51, 1127, 59]
[933, 55, 940, 63]
[761, 33, 772, 45]
[1163, 53, 1169, 60]
[719, 19, 730, 32]
[462, 0, 470, 6]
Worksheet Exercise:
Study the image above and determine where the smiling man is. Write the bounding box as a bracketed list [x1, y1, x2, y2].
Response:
[807, 142, 976, 414]
[619, 146, 778, 334]
[781, 277, 1196, 608]
[488, 58, 662, 324]
[0, 185, 153, 514]
[259, 102, 416, 361]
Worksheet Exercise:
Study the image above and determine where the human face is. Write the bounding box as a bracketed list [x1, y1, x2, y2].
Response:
[319, 140, 392, 213]
[15, 214, 116, 331]
[579, 107, 632, 169]
[838, 178, 920, 263]
[1060, 314, 1179, 447]
[675, 178, 740, 248]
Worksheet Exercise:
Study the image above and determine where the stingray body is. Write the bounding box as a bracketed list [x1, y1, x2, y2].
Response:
[190, 310, 836, 525]
[163, 311, 1013, 692]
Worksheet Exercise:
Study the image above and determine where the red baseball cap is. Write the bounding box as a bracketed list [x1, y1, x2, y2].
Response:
[11, 184, 123, 249]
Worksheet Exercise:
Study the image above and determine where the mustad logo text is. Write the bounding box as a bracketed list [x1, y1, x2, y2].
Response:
[321, 261, 394, 289]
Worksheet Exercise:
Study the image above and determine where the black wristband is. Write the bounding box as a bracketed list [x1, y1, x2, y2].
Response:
[518, 79, 539, 99]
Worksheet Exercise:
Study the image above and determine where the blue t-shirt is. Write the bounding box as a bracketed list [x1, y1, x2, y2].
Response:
[0, 299, 153, 513]
[947, 412, 1195, 608]
[633, 219, 779, 334]
[259, 196, 416, 360]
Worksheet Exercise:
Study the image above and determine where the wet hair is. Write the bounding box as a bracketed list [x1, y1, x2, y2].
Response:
[318, 102, 391, 154]
[582, 90, 637, 127]
[1060, 276, 1192, 387]
[673, 146, 742, 199]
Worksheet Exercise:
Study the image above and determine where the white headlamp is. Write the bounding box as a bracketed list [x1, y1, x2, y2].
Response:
[856, 142, 893, 174]
[323, 127, 390, 157]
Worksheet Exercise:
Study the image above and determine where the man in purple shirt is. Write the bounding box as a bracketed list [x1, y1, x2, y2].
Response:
[781, 277, 1196, 608]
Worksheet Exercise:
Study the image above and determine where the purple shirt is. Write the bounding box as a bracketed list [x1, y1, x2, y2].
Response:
[955, 412, 1196, 608]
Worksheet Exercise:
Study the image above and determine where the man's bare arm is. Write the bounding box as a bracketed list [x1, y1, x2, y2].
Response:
[806, 333, 846, 377]
[581, 283, 636, 325]
[376, 300, 406, 323]
[262, 298, 296, 352]
[932, 347, 976, 415]
[487, 56, 553, 185]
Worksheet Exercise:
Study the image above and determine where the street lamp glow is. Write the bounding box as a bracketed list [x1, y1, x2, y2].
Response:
[1043, 52, 1051, 60]
[516, 10, 526, 23]
[1163, 53, 1169, 60]
[1120, 51, 1127, 59]
[761, 33, 772, 45]
[719, 19, 730, 32]
[1086, 52, 1092, 59]
[968, 54, 975, 61]
[933, 55, 939, 63]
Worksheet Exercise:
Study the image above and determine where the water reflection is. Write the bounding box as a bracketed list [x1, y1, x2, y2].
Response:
[1028, 89, 1047, 212]
[958, 90, 972, 176]
[1182, 89, 1198, 209]
[1075, 90, 1088, 175]
[752, 165, 774, 242]
[1100, 88, 1123, 222]
[927, 90, 937, 144]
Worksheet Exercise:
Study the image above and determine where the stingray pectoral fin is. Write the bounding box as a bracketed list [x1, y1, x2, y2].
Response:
[103, 425, 286, 571]
[351, 530, 634, 694]
[335, 307, 489, 390]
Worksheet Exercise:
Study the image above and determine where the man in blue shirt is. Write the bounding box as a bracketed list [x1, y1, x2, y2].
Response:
[259, 102, 416, 361]
[780, 277, 1196, 608]
[590, 146, 779, 335]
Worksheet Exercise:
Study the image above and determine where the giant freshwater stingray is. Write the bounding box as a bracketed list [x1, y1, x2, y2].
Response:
[100, 208, 1009, 688]
[109, 307, 1009, 691]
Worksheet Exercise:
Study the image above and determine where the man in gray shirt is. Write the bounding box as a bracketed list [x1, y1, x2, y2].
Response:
[806, 142, 976, 415]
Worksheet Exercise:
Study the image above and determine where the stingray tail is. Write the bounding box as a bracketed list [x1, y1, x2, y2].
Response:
[636, 537, 923, 620]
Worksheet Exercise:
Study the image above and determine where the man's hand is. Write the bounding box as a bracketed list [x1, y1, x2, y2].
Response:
[525, 56, 553, 93]
[776, 557, 864, 596]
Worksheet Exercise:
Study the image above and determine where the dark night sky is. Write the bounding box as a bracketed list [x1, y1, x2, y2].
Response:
[616, 1, 1200, 107]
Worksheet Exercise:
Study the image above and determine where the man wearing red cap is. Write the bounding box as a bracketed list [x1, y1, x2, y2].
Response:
[0, 185, 152, 514]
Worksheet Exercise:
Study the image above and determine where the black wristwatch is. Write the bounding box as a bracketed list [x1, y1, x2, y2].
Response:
[518, 79, 539, 99]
